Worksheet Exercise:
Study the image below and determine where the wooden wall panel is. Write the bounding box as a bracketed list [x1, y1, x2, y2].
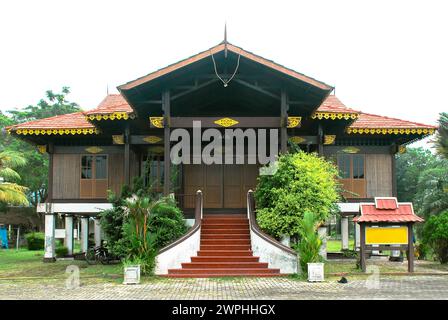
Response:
[108, 153, 124, 195]
[366, 154, 393, 197]
[52, 154, 80, 199]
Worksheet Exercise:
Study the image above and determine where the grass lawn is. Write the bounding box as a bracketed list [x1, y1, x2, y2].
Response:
[327, 239, 355, 252]
[0, 249, 127, 284]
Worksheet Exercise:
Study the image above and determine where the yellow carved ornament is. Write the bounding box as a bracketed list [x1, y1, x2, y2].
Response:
[112, 135, 125, 145]
[14, 128, 99, 135]
[399, 145, 407, 154]
[287, 117, 302, 128]
[346, 127, 435, 135]
[214, 117, 239, 127]
[149, 117, 164, 128]
[312, 112, 358, 120]
[85, 146, 103, 154]
[289, 136, 306, 144]
[87, 112, 135, 121]
[323, 135, 336, 145]
[37, 145, 47, 154]
[143, 136, 162, 144]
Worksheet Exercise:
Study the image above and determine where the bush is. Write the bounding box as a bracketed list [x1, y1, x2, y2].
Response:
[294, 211, 323, 274]
[255, 151, 340, 239]
[25, 232, 45, 250]
[55, 246, 69, 258]
[422, 211, 448, 263]
[148, 197, 187, 249]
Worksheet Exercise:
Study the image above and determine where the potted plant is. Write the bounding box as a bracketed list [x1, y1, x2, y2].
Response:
[297, 211, 324, 282]
[123, 259, 141, 285]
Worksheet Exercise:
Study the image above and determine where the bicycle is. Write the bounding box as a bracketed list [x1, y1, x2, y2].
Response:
[85, 245, 115, 265]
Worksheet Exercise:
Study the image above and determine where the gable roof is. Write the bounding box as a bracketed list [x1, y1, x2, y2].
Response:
[316, 95, 359, 114]
[118, 42, 333, 91]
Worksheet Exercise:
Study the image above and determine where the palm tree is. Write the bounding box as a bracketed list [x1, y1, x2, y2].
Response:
[434, 112, 448, 159]
[0, 150, 28, 206]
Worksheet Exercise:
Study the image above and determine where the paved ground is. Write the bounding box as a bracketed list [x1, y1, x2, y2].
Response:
[1, 275, 448, 300]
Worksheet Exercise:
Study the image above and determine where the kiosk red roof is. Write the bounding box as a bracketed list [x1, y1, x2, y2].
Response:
[354, 197, 424, 223]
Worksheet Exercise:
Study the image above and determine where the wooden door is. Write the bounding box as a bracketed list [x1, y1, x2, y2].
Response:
[204, 165, 222, 208]
[223, 165, 243, 208]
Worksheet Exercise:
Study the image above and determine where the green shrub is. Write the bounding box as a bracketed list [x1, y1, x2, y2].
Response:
[148, 197, 187, 249]
[55, 246, 69, 258]
[295, 211, 323, 274]
[422, 211, 448, 263]
[255, 151, 340, 239]
[25, 232, 45, 250]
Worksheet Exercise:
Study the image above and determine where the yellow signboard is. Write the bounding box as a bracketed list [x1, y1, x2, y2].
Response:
[365, 226, 408, 245]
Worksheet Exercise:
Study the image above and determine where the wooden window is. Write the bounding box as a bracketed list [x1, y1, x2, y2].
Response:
[80, 155, 108, 198]
[337, 154, 366, 198]
[142, 155, 164, 192]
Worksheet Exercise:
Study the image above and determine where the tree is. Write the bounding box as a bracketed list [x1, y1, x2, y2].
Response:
[422, 211, 448, 263]
[414, 163, 448, 217]
[0, 150, 28, 206]
[255, 151, 340, 239]
[1, 87, 81, 206]
[434, 112, 448, 159]
[396, 147, 440, 202]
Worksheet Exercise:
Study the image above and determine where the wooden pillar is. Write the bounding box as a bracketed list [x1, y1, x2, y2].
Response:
[360, 223, 366, 272]
[317, 124, 324, 155]
[124, 123, 130, 185]
[391, 150, 398, 197]
[163, 89, 171, 196]
[407, 223, 414, 273]
[280, 90, 288, 154]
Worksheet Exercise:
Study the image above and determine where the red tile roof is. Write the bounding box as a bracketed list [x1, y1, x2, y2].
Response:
[350, 112, 437, 129]
[7, 112, 94, 130]
[375, 198, 398, 210]
[84, 94, 133, 115]
[354, 198, 424, 223]
[316, 95, 359, 114]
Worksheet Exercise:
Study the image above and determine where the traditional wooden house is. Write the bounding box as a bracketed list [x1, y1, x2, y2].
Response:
[7, 41, 436, 276]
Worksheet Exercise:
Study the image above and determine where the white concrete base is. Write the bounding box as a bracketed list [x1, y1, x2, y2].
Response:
[44, 214, 56, 260]
[65, 215, 74, 255]
[251, 231, 298, 274]
[341, 217, 349, 250]
[81, 217, 89, 252]
[155, 227, 201, 275]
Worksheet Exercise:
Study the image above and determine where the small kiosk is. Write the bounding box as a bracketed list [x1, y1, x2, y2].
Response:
[354, 197, 424, 273]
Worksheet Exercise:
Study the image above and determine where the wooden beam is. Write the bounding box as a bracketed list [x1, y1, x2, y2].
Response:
[317, 124, 324, 155]
[163, 90, 171, 196]
[170, 117, 281, 128]
[171, 79, 219, 101]
[233, 79, 280, 100]
[280, 90, 288, 153]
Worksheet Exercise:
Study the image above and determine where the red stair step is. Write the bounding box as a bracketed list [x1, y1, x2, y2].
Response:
[168, 268, 280, 275]
[181, 262, 268, 269]
[191, 256, 260, 263]
[201, 239, 250, 245]
[200, 244, 251, 250]
[201, 224, 249, 230]
[163, 273, 285, 278]
[201, 234, 250, 240]
[197, 250, 253, 256]
[201, 229, 250, 235]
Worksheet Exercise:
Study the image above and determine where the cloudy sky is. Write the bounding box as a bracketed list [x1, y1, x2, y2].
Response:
[0, 0, 446, 133]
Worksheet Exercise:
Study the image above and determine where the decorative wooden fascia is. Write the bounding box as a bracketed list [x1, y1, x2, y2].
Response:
[346, 127, 436, 135]
[311, 112, 359, 121]
[13, 128, 100, 136]
[86, 112, 136, 121]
